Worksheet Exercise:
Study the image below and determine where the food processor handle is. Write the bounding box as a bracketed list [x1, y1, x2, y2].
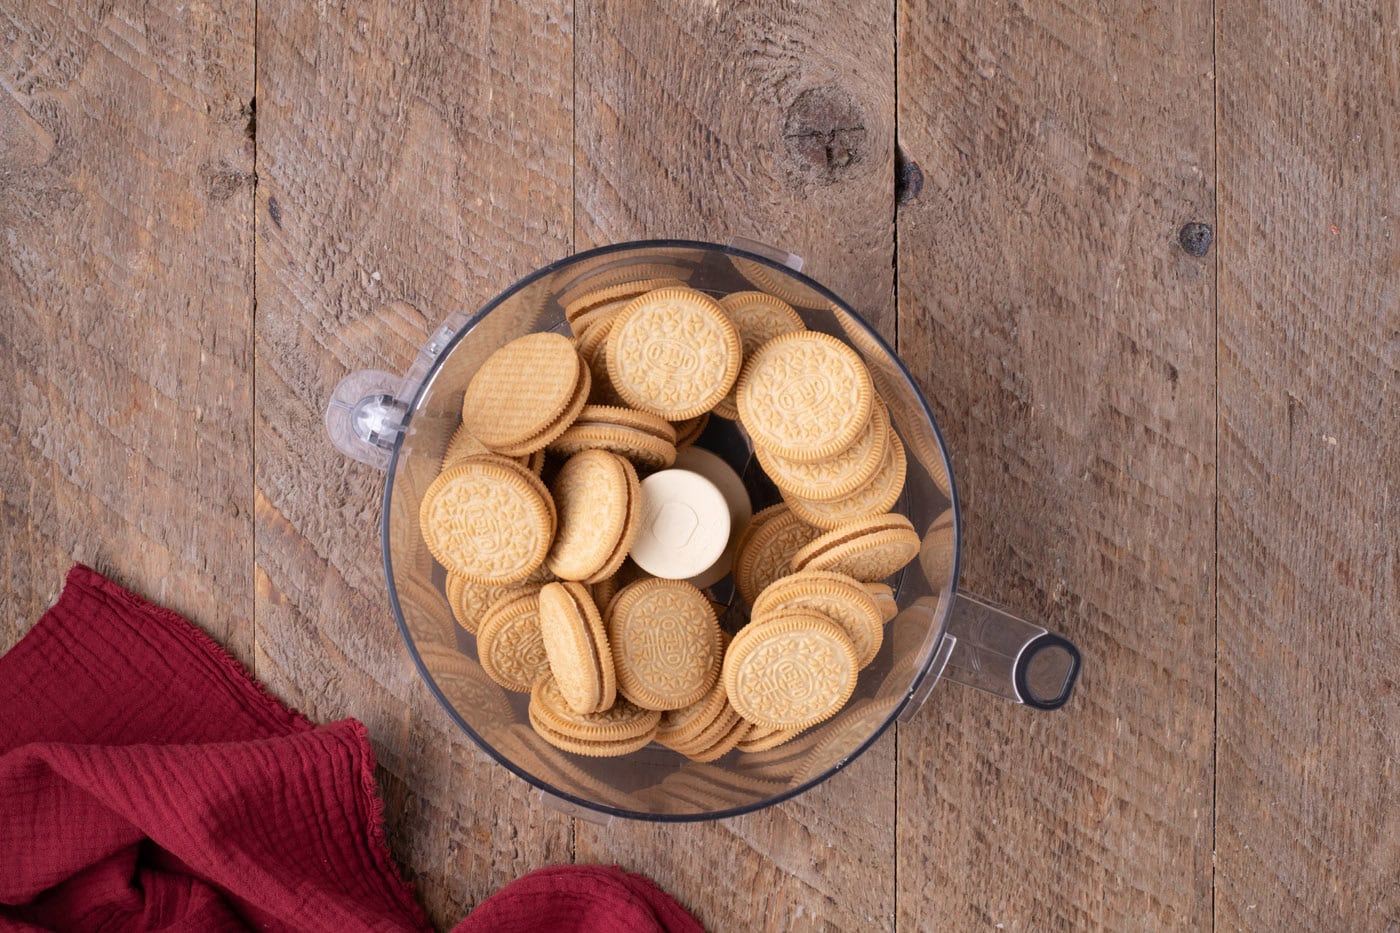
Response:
[324, 311, 472, 469]
[940, 592, 1081, 710]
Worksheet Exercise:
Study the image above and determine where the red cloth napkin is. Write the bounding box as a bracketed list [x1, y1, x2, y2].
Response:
[0, 565, 702, 933]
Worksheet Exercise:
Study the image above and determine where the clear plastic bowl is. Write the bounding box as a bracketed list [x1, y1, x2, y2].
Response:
[326, 239, 1081, 822]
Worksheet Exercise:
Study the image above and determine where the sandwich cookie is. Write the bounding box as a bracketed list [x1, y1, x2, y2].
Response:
[545, 450, 641, 583]
[606, 287, 741, 420]
[538, 582, 616, 715]
[460, 332, 591, 456]
[419, 455, 556, 584]
[790, 513, 921, 582]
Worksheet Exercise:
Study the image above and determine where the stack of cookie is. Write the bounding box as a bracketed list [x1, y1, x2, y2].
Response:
[549, 405, 679, 469]
[738, 331, 906, 530]
[656, 673, 750, 762]
[531, 575, 729, 758]
[416, 275, 924, 761]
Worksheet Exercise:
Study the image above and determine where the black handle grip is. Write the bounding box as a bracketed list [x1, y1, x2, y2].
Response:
[1014, 633, 1082, 711]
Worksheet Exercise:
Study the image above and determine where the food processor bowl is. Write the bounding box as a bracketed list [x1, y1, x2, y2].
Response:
[326, 239, 1081, 822]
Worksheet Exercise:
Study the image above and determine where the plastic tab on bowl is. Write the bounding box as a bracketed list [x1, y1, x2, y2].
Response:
[325, 370, 408, 469]
[325, 310, 471, 470]
[726, 236, 804, 273]
[897, 634, 957, 723]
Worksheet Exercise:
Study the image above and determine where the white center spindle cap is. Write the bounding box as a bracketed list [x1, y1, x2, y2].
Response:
[631, 469, 732, 580]
[673, 447, 752, 589]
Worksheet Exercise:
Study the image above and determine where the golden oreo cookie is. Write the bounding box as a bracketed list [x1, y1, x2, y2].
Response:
[790, 513, 920, 582]
[568, 299, 628, 339]
[736, 331, 873, 462]
[672, 706, 741, 757]
[671, 412, 710, 451]
[590, 574, 621, 615]
[713, 291, 805, 417]
[751, 570, 884, 668]
[659, 664, 746, 760]
[548, 423, 677, 470]
[420, 457, 556, 584]
[731, 504, 822, 606]
[606, 287, 741, 419]
[570, 405, 679, 442]
[546, 450, 641, 582]
[476, 588, 550, 692]
[756, 402, 889, 502]
[441, 423, 491, 469]
[720, 291, 806, 358]
[607, 579, 722, 711]
[576, 316, 627, 406]
[785, 429, 907, 529]
[447, 561, 555, 635]
[723, 611, 858, 730]
[656, 677, 731, 750]
[530, 675, 659, 742]
[461, 333, 585, 452]
[528, 703, 657, 757]
[557, 263, 693, 312]
[490, 357, 592, 458]
[538, 581, 615, 714]
[683, 716, 750, 762]
[563, 277, 685, 326]
[863, 582, 899, 623]
[664, 689, 741, 759]
[442, 423, 539, 474]
[547, 404, 679, 469]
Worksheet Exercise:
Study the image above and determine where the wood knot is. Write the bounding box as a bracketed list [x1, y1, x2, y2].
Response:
[782, 86, 868, 184]
[205, 164, 253, 201]
[1178, 222, 1213, 257]
[895, 146, 924, 204]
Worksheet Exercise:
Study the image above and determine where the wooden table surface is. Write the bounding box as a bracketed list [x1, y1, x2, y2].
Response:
[2, 1, 1396, 930]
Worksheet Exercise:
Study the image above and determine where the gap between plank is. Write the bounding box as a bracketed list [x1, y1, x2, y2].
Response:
[891, 0, 901, 926]
[250, 0, 259, 683]
[569, 0, 579, 869]
[1210, 0, 1221, 928]
[570, 0, 579, 264]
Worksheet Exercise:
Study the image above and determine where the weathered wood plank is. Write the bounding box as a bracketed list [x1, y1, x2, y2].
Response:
[253, 2, 576, 925]
[574, 0, 897, 340]
[0, 1, 254, 658]
[895, 0, 1217, 927]
[1215, 0, 1400, 925]
[572, 1, 898, 929]
[7, 2, 1397, 928]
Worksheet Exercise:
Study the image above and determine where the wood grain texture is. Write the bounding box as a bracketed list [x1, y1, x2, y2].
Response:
[1215, 0, 1400, 926]
[574, 0, 897, 338]
[895, 0, 1217, 928]
[572, 1, 898, 928]
[253, 2, 575, 926]
[5, 2, 1399, 929]
[0, 1, 254, 658]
